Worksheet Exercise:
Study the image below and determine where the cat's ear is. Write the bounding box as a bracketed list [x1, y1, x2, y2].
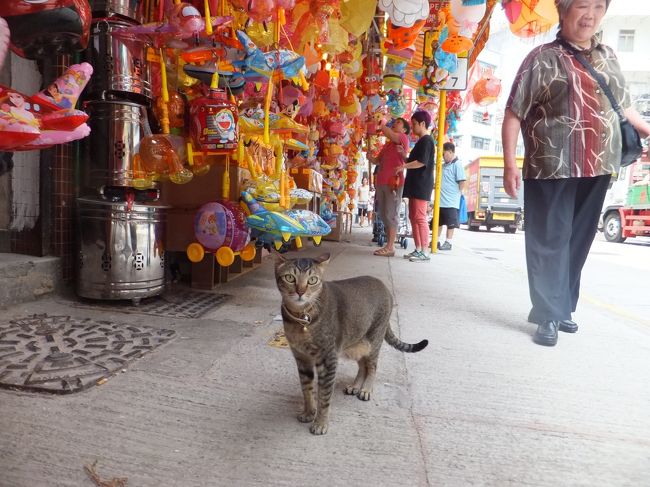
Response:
[314, 253, 330, 265]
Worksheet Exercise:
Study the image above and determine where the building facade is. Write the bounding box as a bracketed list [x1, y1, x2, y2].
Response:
[453, 4, 650, 165]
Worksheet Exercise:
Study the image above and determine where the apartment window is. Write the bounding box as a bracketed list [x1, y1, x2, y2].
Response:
[516, 144, 524, 156]
[471, 136, 491, 150]
[454, 135, 463, 148]
[618, 30, 635, 52]
[495, 141, 503, 153]
[472, 111, 492, 125]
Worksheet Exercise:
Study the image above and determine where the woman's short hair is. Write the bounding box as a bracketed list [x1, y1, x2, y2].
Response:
[555, 0, 610, 19]
[411, 110, 432, 128]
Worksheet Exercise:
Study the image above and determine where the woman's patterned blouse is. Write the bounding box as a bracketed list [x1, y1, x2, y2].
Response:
[507, 37, 630, 179]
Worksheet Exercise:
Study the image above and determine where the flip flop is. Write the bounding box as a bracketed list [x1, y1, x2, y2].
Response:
[373, 248, 395, 257]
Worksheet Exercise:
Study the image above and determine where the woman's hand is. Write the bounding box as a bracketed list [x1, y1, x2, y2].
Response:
[395, 164, 406, 174]
[503, 164, 521, 198]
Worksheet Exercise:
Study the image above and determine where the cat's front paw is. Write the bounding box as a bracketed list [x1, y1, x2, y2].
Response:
[310, 421, 329, 435]
[297, 410, 316, 423]
[357, 390, 371, 401]
[344, 385, 360, 395]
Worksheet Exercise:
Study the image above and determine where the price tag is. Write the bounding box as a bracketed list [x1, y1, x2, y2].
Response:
[441, 57, 468, 91]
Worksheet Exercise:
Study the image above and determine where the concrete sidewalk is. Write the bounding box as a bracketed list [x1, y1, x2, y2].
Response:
[1, 229, 649, 487]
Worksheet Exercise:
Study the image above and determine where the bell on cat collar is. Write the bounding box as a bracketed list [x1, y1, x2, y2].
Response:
[282, 304, 311, 330]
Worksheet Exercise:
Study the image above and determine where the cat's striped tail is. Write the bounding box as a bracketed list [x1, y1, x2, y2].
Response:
[385, 328, 428, 353]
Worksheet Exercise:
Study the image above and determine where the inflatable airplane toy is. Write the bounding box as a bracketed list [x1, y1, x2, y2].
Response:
[241, 191, 330, 250]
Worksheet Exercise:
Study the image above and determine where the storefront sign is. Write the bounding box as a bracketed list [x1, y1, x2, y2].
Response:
[425, 1, 450, 28]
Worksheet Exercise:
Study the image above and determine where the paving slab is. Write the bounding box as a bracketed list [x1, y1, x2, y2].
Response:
[0, 229, 648, 487]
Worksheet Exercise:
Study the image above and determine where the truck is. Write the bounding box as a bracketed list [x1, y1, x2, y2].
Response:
[464, 156, 524, 233]
[600, 151, 650, 243]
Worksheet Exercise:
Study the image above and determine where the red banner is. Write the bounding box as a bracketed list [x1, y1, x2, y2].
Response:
[425, 1, 450, 28]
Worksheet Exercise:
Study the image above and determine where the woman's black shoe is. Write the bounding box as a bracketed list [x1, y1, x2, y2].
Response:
[559, 320, 578, 333]
[533, 321, 559, 346]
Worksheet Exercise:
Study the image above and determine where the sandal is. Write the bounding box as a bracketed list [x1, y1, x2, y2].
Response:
[373, 247, 395, 257]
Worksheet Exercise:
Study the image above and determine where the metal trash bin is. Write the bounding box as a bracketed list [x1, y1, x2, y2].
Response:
[76, 197, 169, 303]
[81, 100, 149, 192]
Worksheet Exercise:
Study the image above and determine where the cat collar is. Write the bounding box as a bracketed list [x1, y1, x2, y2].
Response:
[281, 305, 312, 331]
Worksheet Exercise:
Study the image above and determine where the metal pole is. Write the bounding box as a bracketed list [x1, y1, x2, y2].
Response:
[431, 90, 447, 254]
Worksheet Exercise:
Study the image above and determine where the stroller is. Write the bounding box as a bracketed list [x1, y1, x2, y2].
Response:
[372, 198, 411, 249]
[396, 198, 411, 249]
[372, 214, 386, 246]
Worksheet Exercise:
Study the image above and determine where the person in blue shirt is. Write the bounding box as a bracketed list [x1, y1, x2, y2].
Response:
[437, 142, 466, 250]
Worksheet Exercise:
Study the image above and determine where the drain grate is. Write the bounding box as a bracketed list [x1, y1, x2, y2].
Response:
[71, 291, 230, 319]
[0, 314, 175, 394]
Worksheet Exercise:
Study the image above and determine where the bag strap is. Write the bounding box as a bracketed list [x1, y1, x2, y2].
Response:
[560, 40, 627, 122]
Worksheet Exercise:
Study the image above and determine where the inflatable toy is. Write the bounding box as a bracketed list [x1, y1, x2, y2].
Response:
[472, 72, 502, 107]
[184, 62, 245, 94]
[241, 190, 330, 250]
[508, 0, 558, 38]
[385, 19, 426, 51]
[113, 1, 230, 48]
[0, 0, 90, 59]
[235, 30, 305, 82]
[378, 0, 430, 27]
[186, 200, 256, 267]
[0, 62, 93, 151]
[502, 0, 523, 23]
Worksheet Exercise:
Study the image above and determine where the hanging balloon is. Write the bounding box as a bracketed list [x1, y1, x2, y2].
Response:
[378, 0, 430, 28]
[472, 74, 502, 107]
[451, 0, 487, 25]
[502, 0, 523, 24]
[509, 0, 559, 38]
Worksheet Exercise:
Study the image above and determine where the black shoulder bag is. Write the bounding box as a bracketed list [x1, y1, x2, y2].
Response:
[565, 44, 643, 167]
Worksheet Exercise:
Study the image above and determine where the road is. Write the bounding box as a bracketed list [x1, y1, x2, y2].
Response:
[454, 225, 650, 329]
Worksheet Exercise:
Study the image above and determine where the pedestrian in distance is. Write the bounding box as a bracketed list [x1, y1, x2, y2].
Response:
[502, 0, 650, 346]
[356, 176, 370, 227]
[367, 185, 375, 228]
[367, 117, 410, 257]
[397, 110, 436, 262]
[435, 142, 466, 251]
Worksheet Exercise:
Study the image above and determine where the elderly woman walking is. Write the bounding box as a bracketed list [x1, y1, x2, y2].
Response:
[502, 0, 650, 346]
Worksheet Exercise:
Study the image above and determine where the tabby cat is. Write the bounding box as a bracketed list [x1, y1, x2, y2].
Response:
[275, 253, 428, 435]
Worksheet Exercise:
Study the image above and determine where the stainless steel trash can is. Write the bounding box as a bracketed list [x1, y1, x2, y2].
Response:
[76, 197, 169, 302]
[81, 100, 149, 191]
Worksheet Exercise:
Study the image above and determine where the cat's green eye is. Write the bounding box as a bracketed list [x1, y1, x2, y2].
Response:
[284, 274, 296, 283]
[307, 276, 319, 285]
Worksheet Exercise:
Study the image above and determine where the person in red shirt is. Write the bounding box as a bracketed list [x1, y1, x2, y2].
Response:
[368, 118, 410, 257]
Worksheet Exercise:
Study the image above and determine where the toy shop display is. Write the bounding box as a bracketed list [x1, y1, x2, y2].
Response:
[1, 0, 517, 288]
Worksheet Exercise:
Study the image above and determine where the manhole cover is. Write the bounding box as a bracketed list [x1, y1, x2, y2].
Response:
[71, 291, 230, 319]
[0, 314, 175, 394]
